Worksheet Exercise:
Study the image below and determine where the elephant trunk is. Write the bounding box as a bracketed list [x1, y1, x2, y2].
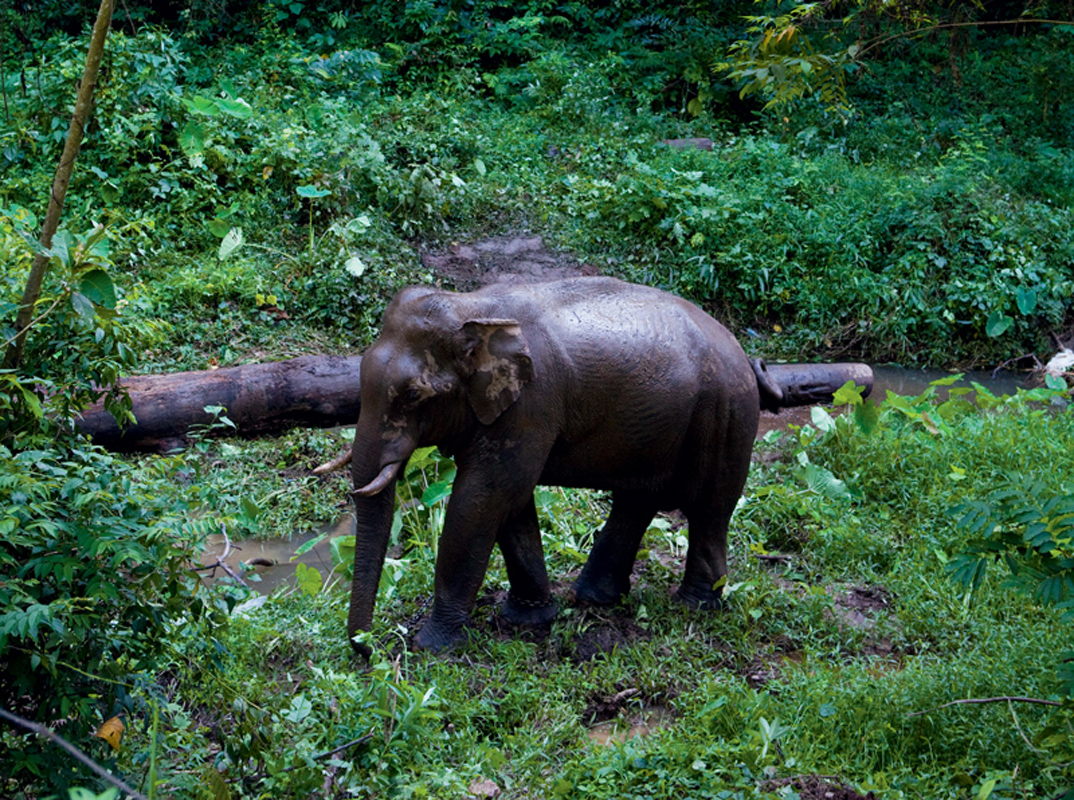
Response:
[347, 435, 410, 658]
[347, 481, 397, 658]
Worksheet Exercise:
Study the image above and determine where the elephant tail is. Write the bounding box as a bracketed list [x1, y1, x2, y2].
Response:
[751, 359, 785, 413]
[752, 360, 875, 411]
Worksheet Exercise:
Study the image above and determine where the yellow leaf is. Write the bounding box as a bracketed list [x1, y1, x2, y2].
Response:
[95, 716, 124, 751]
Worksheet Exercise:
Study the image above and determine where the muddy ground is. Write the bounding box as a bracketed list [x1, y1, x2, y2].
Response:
[420, 235, 600, 291]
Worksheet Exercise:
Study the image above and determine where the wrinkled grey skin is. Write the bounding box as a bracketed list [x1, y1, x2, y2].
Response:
[347, 277, 760, 655]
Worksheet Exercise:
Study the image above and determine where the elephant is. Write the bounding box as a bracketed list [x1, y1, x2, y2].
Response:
[346, 276, 770, 656]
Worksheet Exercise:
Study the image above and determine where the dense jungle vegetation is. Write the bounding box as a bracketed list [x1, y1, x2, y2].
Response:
[2, 0, 1074, 797]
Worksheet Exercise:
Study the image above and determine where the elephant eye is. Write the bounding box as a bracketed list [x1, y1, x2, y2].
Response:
[402, 385, 424, 404]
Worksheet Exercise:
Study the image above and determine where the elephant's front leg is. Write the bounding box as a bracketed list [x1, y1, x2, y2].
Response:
[497, 497, 558, 627]
[413, 467, 530, 652]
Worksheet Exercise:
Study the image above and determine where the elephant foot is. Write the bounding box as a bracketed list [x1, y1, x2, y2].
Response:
[674, 582, 726, 611]
[500, 593, 558, 628]
[570, 577, 629, 608]
[413, 622, 470, 652]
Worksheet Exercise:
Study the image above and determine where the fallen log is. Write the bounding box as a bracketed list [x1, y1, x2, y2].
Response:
[763, 362, 874, 407]
[77, 355, 363, 452]
[76, 355, 872, 455]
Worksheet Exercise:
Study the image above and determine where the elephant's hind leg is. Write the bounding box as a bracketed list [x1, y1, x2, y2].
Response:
[498, 497, 558, 627]
[677, 478, 747, 610]
[571, 492, 658, 607]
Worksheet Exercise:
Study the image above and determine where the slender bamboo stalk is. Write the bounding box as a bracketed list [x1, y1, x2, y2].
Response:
[3, 0, 115, 369]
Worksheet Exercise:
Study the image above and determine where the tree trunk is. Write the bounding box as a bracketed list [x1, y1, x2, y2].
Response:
[76, 355, 363, 452]
[4, 0, 115, 368]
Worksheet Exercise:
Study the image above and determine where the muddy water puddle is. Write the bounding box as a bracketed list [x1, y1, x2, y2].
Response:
[199, 513, 354, 594]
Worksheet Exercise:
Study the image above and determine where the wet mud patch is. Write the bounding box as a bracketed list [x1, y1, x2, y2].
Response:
[829, 584, 892, 631]
[584, 688, 677, 746]
[740, 583, 901, 686]
[743, 634, 802, 688]
[420, 235, 599, 290]
[560, 608, 651, 663]
[762, 775, 877, 800]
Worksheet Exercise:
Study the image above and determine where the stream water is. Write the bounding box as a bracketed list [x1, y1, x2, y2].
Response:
[201, 365, 1032, 595]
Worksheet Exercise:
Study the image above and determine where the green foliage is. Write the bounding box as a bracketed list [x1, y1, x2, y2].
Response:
[950, 475, 1074, 625]
[0, 444, 218, 793]
[564, 133, 1074, 364]
[0, 208, 166, 447]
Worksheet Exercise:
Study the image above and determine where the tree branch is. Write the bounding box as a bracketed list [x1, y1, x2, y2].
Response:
[0, 707, 150, 800]
[909, 696, 1062, 717]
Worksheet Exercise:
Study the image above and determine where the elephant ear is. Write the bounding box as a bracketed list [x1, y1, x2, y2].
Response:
[460, 319, 535, 425]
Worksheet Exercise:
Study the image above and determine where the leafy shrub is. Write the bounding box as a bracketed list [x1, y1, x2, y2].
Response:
[0, 444, 217, 793]
[0, 196, 217, 794]
[564, 134, 1074, 365]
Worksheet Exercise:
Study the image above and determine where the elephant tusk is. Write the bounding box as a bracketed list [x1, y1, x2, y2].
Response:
[313, 447, 353, 475]
[353, 461, 402, 497]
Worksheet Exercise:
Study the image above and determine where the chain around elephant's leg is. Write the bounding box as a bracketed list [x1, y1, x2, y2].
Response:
[498, 496, 558, 626]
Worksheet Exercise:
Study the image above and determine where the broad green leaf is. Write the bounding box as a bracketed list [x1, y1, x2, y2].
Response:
[985, 311, 1013, 337]
[293, 532, 328, 557]
[207, 217, 231, 238]
[852, 400, 880, 434]
[50, 229, 75, 267]
[218, 227, 244, 260]
[179, 121, 207, 155]
[406, 446, 439, 474]
[474, 157, 486, 176]
[330, 535, 355, 577]
[182, 96, 221, 116]
[1016, 287, 1038, 315]
[1045, 373, 1069, 391]
[16, 384, 42, 418]
[344, 256, 366, 277]
[214, 96, 254, 118]
[294, 564, 323, 598]
[977, 777, 997, 800]
[811, 405, 836, 433]
[833, 380, 864, 406]
[79, 268, 116, 309]
[70, 292, 96, 321]
[970, 381, 1004, 409]
[801, 463, 851, 500]
[240, 496, 262, 521]
[422, 473, 456, 506]
[296, 184, 331, 198]
[283, 692, 314, 722]
[929, 374, 962, 387]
